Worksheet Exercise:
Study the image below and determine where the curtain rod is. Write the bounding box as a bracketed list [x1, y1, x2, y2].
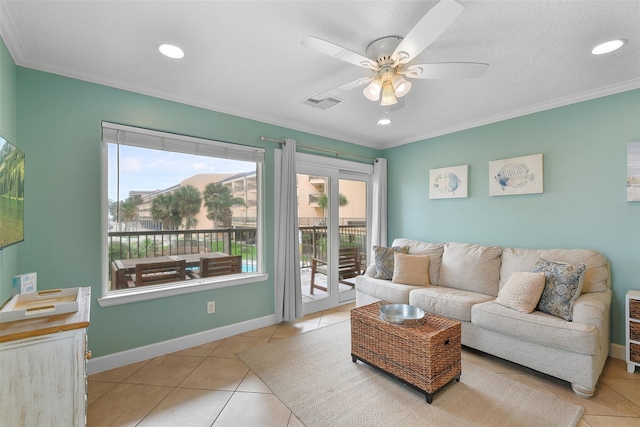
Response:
[260, 136, 376, 162]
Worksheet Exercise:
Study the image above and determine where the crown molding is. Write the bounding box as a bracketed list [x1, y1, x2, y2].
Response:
[380, 78, 640, 150]
[4, 21, 638, 152]
[0, 1, 26, 63]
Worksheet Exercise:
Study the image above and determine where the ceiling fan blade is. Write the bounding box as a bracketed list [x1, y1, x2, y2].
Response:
[405, 62, 488, 79]
[309, 77, 373, 100]
[392, 0, 464, 64]
[302, 36, 378, 69]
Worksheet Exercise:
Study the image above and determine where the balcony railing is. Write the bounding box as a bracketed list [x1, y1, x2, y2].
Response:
[298, 224, 367, 270]
[108, 227, 257, 265]
[108, 223, 367, 287]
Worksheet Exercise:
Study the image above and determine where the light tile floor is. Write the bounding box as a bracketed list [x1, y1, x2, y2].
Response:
[88, 304, 640, 427]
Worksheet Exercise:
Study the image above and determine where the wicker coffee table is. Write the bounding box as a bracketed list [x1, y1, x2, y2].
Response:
[351, 301, 462, 403]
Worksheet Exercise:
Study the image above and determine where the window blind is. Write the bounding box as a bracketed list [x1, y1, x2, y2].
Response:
[102, 122, 265, 163]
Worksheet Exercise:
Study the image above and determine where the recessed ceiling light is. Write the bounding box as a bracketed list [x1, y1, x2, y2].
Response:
[377, 108, 392, 126]
[591, 39, 625, 55]
[158, 43, 184, 59]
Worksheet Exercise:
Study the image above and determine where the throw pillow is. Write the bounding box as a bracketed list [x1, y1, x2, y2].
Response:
[495, 272, 546, 313]
[534, 258, 587, 321]
[373, 245, 410, 280]
[392, 253, 430, 286]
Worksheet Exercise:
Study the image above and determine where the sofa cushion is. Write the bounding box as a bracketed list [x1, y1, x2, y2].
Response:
[438, 242, 502, 296]
[392, 238, 444, 286]
[373, 245, 410, 279]
[392, 253, 430, 286]
[355, 276, 423, 304]
[499, 247, 608, 294]
[534, 258, 586, 321]
[471, 301, 598, 355]
[409, 287, 494, 322]
[495, 272, 546, 314]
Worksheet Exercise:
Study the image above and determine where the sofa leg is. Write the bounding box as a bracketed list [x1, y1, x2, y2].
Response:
[571, 383, 595, 398]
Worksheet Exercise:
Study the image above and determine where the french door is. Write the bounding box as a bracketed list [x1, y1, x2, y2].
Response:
[297, 154, 372, 314]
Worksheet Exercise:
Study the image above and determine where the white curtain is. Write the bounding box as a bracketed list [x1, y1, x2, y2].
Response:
[371, 158, 388, 255]
[274, 139, 303, 322]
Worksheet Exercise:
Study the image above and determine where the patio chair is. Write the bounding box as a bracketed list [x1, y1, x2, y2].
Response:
[197, 255, 243, 278]
[310, 247, 360, 294]
[133, 259, 186, 287]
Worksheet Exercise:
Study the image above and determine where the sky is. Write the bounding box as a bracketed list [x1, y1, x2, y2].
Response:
[108, 144, 254, 202]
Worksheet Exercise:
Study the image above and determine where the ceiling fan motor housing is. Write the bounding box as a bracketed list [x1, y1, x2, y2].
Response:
[366, 36, 403, 65]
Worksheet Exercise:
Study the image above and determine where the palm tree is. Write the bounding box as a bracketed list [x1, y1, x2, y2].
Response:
[203, 182, 246, 228]
[150, 194, 181, 230]
[173, 185, 202, 229]
[119, 199, 138, 231]
[110, 196, 142, 231]
[316, 192, 348, 220]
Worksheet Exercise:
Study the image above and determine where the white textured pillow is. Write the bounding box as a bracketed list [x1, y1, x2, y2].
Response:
[392, 253, 430, 286]
[438, 242, 503, 296]
[495, 272, 546, 313]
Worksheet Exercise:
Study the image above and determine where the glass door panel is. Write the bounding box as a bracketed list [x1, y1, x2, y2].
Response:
[296, 155, 373, 314]
[338, 177, 367, 302]
[297, 171, 332, 310]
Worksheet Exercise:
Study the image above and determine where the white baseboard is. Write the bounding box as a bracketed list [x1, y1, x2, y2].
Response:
[88, 316, 627, 375]
[87, 314, 277, 375]
[609, 343, 625, 360]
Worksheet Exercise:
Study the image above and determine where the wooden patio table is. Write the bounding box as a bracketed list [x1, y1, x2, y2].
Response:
[111, 252, 229, 289]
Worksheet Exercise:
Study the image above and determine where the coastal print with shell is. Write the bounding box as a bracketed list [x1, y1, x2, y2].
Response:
[534, 257, 586, 321]
[489, 154, 543, 196]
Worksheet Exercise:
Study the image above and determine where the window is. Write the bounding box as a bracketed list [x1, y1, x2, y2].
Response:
[99, 123, 266, 306]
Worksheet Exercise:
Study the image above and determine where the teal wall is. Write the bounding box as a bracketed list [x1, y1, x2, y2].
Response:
[0, 37, 18, 293]
[384, 89, 640, 346]
[12, 66, 380, 357]
[3, 31, 637, 354]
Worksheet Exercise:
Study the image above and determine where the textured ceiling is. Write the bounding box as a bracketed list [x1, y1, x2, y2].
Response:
[1, 0, 639, 149]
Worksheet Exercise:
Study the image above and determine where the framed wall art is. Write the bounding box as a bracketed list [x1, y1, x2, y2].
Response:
[429, 165, 468, 199]
[489, 154, 543, 196]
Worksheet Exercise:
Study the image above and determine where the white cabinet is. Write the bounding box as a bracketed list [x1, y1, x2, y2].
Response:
[0, 287, 90, 426]
[627, 290, 640, 373]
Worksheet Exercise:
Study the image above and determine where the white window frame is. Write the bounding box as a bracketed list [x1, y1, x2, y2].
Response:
[98, 123, 268, 307]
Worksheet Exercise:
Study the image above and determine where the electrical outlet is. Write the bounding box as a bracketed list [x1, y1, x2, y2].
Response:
[207, 301, 216, 314]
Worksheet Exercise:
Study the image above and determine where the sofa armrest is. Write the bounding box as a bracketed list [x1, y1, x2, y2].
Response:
[572, 289, 611, 332]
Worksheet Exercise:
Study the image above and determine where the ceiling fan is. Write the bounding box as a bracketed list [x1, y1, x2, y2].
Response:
[301, 0, 488, 108]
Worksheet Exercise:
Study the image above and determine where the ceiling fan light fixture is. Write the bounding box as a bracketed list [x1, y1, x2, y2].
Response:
[363, 79, 382, 101]
[591, 39, 625, 55]
[380, 82, 397, 106]
[392, 75, 412, 97]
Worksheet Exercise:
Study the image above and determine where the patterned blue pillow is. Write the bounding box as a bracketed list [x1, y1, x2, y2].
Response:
[373, 245, 410, 280]
[534, 258, 586, 321]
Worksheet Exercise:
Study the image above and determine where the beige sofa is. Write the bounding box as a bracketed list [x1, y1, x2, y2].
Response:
[355, 238, 611, 398]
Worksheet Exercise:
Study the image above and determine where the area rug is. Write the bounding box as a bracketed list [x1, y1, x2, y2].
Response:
[238, 321, 585, 427]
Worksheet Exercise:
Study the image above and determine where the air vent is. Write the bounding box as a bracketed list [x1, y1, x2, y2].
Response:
[302, 96, 343, 110]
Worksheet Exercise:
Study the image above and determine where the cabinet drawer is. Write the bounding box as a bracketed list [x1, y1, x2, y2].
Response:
[631, 322, 640, 342]
[631, 342, 640, 364]
[631, 299, 640, 320]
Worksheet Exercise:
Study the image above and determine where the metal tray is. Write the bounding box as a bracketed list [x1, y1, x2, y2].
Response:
[379, 303, 425, 327]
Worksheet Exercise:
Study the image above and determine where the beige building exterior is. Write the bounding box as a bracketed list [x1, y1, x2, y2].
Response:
[135, 173, 235, 230]
[134, 172, 365, 231]
[296, 174, 366, 226]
